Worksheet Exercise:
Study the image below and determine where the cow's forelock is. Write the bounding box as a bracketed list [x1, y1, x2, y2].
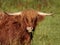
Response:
[24, 17, 37, 32]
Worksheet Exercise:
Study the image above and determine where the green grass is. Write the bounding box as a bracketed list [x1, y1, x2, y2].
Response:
[32, 15, 60, 45]
[0, 0, 60, 45]
[32, 0, 60, 44]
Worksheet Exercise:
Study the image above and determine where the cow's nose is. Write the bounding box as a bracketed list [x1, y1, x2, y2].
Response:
[26, 27, 33, 32]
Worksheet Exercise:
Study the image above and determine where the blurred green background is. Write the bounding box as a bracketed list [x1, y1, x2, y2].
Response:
[0, 0, 60, 45]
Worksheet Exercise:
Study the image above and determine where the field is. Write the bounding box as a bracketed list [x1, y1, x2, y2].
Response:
[0, 0, 60, 45]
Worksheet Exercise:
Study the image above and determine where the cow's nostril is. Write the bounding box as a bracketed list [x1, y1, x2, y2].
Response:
[31, 27, 33, 30]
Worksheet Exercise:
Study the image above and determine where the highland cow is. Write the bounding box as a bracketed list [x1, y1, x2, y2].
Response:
[0, 9, 52, 45]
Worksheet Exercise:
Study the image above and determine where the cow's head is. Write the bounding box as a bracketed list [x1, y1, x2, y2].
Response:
[21, 9, 53, 32]
[7, 9, 53, 32]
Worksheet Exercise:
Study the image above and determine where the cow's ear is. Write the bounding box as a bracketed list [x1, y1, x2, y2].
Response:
[0, 11, 8, 19]
[37, 15, 44, 22]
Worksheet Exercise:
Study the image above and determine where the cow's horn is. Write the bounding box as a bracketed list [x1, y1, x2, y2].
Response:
[8, 12, 22, 15]
[38, 12, 53, 16]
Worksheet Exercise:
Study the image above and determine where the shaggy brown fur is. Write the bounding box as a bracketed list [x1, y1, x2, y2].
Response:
[0, 9, 44, 45]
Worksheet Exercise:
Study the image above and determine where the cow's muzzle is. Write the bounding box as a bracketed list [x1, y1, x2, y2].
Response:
[26, 27, 33, 32]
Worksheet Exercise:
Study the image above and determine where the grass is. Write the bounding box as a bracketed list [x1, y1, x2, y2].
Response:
[32, 15, 60, 45]
[32, 0, 60, 44]
[0, 0, 60, 45]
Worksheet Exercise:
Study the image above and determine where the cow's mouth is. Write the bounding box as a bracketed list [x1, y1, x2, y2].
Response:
[26, 27, 34, 40]
[29, 32, 33, 40]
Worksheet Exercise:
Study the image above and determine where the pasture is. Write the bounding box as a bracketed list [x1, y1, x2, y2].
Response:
[0, 0, 60, 45]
